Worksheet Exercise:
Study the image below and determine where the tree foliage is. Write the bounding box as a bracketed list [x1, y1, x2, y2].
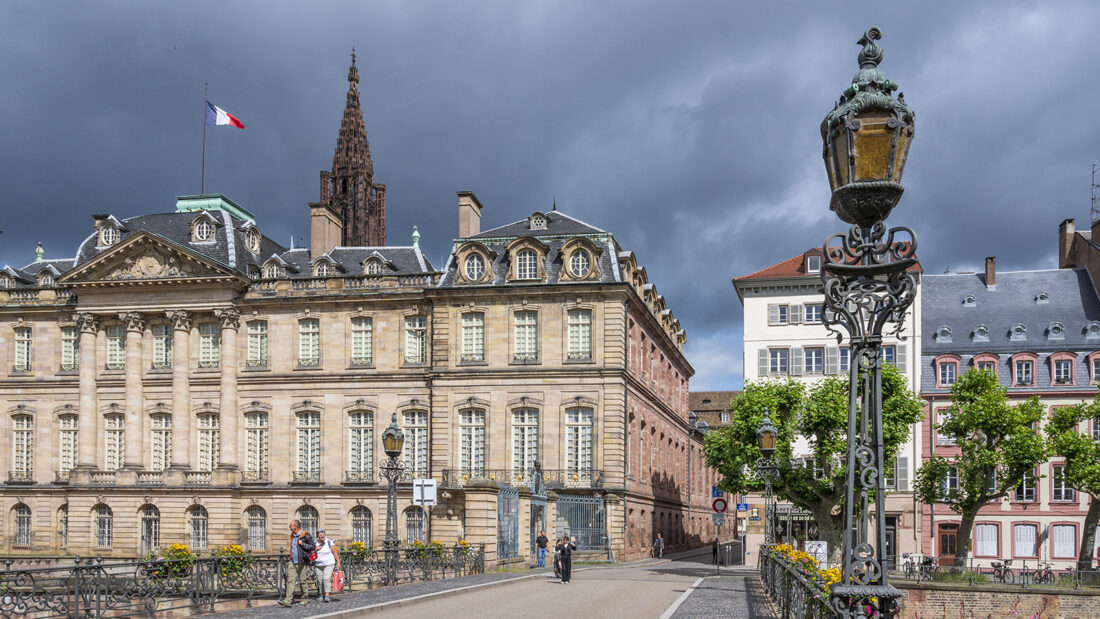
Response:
[913, 368, 1046, 566]
[1048, 395, 1100, 564]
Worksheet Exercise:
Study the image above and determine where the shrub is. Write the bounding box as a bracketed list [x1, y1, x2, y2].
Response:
[143, 543, 196, 579]
[210, 544, 252, 576]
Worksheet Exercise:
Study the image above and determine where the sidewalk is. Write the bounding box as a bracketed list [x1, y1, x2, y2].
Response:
[666, 573, 778, 619]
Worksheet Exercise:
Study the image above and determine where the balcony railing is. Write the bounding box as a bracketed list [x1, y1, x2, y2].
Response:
[7, 471, 33, 484]
[293, 470, 322, 483]
[184, 471, 211, 485]
[90, 471, 117, 485]
[137, 471, 164, 485]
[441, 468, 603, 489]
[241, 469, 269, 483]
[344, 471, 376, 484]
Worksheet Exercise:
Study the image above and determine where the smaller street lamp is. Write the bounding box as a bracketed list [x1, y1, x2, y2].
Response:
[755, 411, 779, 545]
[380, 413, 406, 585]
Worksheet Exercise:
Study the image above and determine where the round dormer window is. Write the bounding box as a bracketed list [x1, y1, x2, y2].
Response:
[1089, 322, 1100, 337]
[464, 254, 485, 281]
[531, 215, 546, 230]
[195, 220, 213, 241]
[245, 228, 260, 253]
[1050, 323, 1064, 336]
[569, 250, 591, 278]
[101, 227, 118, 246]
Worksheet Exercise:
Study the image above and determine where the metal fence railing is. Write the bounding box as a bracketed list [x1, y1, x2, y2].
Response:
[891, 554, 1100, 590]
[758, 545, 837, 619]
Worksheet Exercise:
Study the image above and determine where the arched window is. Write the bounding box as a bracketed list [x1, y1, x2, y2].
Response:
[404, 506, 425, 543]
[13, 504, 31, 546]
[351, 506, 372, 546]
[94, 504, 113, 548]
[57, 505, 68, 548]
[516, 249, 538, 280]
[364, 259, 384, 275]
[194, 220, 213, 241]
[314, 260, 331, 277]
[297, 505, 319, 533]
[569, 250, 591, 278]
[263, 261, 283, 279]
[189, 505, 209, 550]
[100, 226, 118, 246]
[246, 506, 267, 550]
[12, 414, 34, 480]
[464, 254, 485, 281]
[141, 505, 160, 554]
[245, 228, 260, 253]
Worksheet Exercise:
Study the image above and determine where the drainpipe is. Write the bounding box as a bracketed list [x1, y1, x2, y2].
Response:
[928, 395, 935, 557]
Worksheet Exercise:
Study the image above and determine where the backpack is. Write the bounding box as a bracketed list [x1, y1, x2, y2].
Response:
[298, 531, 317, 563]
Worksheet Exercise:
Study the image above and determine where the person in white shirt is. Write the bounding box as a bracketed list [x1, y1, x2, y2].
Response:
[312, 530, 342, 602]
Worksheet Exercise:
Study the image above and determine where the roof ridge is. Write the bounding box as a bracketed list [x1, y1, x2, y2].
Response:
[734, 250, 811, 280]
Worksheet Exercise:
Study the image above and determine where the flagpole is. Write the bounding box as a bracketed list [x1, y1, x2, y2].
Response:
[201, 82, 208, 195]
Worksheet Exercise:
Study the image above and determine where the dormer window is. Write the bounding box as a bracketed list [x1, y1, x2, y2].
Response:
[1048, 322, 1065, 340]
[516, 249, 538, 279]
[973, 324, 990, 342]
[1010, 324, 1027, 342]
[806, 254, 821, 274]
[100, 226, 119, 246]
[364, 259, 384, 275]
[1037, 291, 1050, 304]
[37, 272, 54, 288]
[1086, 321, 1100, 339]
[464, 254, 485, 281]
[963, 294, 976, 307]
[195, 220, 214, 242]
[936, 326, 952, 343]
[531, 215, 547, 230]
[314, 260, 332, 277]
[569, 250, 591, 278]
[245, 228, 260, 253]
[262, 261, 283, 279]
[0, 275, 12, 289]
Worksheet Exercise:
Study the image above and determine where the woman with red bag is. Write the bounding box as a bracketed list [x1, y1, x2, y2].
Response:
[312, 530, 342, 603]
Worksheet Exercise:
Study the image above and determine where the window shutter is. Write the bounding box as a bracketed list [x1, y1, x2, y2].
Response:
[758, 348, 769, 377]
[790, 347, 803, 376]
[895, 343, 908, 373]
[1053, 525, 1075, 558]
[976, 524, 997, 556]
[825, 347, 839, 375]
[897, 456, 909, 491]
[768, 305, 779, 326]
[789, 304, 803, 325]
[1014, 524, 1036, 557]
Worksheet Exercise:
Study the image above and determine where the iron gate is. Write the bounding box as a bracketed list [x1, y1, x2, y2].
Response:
[529, 462, 547, 554]
[556, 495, 606, 550]
[497, 486, 520, 559]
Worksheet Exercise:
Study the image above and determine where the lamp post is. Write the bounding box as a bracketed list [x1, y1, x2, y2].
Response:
[755, 410, 778, 545]
[820, 27, 916, 619]
[380, 413, 406, 586]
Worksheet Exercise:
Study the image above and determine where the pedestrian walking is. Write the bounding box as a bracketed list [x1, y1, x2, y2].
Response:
[553, 537, 563, 578]
[560, 535, 577, 584]
[535, 530, 549, 568]
[312, 530, 341, 603]
[278, 520, 316, 607]
[653, 533, 665, 559]
[712, 539, 719, 564]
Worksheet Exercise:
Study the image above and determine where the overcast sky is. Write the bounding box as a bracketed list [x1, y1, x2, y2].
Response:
[2, 1, 1098, 390]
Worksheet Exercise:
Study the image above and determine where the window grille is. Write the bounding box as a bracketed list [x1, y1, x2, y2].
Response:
[95, 505, 113, 548]
[196, 414, 220, 472]
[190, 506, 209, 550]
[297, 506, 318, 533]
[13, 504, 31, 546]
[245, 412, 269, 478]
[247, 321, 268, 367]
[150, 414, 172, 471]
[348, 410, 374, 476]
[405, 506, 425, 543]
[141, 505, 160, 554]
[298, 318, 320, 366]
[566, 407, 594, 472]
[514, 311, 538, 361]
[12, 415, 33, 477]
[516, 249, 538, 279]
[152, 325, 173, 369]
[199, 323, 220, 368]
[404, 316, 426, 364]
[567, 309, 592, 360]
[461, 313, 485, 361]
[569, 250, 591, 277]
[460, 409, 486, 475]
[351, 317, 373, 365]
[512, 409, 539, 474]
[403, 410, 428, 477]
[58, 415, 78, 474]
[296, 412, 321, 477]
[106, 326, 125, 370]
[61, 327, 79, 371]
[104, 414, 124, 471]
[13, 328, 32, 372]
[247, 506, 266, 550]
[352, 506, 372, 546]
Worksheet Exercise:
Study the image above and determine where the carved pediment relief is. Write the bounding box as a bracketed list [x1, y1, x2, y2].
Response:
[105, 248, 198, 280]
[61, 232, 242, 286]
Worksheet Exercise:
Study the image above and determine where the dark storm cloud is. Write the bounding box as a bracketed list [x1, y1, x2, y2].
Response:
[2, 1, 1097, 389]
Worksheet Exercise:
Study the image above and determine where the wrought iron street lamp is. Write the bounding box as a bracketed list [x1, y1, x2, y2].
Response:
[380, 413, 406, 585]
[755, 410, 779, 545]
[820, 27, 916, 619]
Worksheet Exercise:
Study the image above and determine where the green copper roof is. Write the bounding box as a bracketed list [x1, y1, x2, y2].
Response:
[175, 194, 256, 223]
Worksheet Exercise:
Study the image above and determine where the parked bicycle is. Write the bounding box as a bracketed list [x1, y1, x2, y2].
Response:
[990, 559, 1015, 584]
[901, 554, 936, 580]
[1031, 560, 1055, 585]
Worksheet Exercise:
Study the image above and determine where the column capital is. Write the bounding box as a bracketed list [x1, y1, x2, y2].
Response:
[166, 310, 192, 331]
[118, 311, 146, 332]
[72, 312, 98, 334]
[216, 307, 241, 330]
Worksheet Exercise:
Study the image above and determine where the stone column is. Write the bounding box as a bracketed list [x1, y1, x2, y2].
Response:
[216, 307, 240, 483]
[119, 312, 145, 473]
[73, 313, 99, 481]
[166, 310, 192, 481]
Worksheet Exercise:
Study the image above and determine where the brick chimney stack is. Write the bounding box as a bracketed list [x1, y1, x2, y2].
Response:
[985, 256, 996, 290]
[457, 191, 483, 238]
[1059, 218, 1076, 268]
[310, 202, 343, 260]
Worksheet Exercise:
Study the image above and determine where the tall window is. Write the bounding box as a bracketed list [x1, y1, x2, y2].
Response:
[975, 523, 998, 557]
[804, 347, 824, 374]
[197, 414, 220, 472]
[60, 327, 79, 371]
[1015, 360, 1033, 385]
[246, 321, 268, 367]
[150, 414, 172, 471]
[404, 316, 426, 364]
[566, 407, 594, 472]
[152, 325, 173, 369]
[296, 411, 321, 478]
[58, 505, 68, 548]
[106, 326, 125, 370]
[298, 318, 320, 366]
[245, 412, 269, 479]
[351, 506, 372, 546]
[104, 414, 124, 471]
[13, 327, 31, 371]
[404, 506, 425, 543]
[95, 504, 113, 548]
[567, 309, 592, 360]
[403, 410, 428, 477]
[12, 415, 33, 479]
[13, 504, 31, 546]
[461, 312, 485, 362]
[199, 323, 220, 368]
[58, 414, 78, 475]
[348, 410, 374, 479]
[514, 311, 538, 361]
[460, 409, 486, 475]
[516, 249, 538, 279]
[940, 466, 958, 499]
[939, 362, 957, 386]
[1054, 359, 1073, 384]
[512, 409, 539, 474]
[769, 349, 788, 374]
[351, 317, 373, 365]
[937, 411, 956, 446]
[839, 348, 850, 373]
[1015, 471, 1036, 501]
[297, 506, 319, 533]
[1052, 465, 1076, 502]
[880, 346, 896, 366]
[246, 506, 266, 550]
[1014, 524, 1038, 557]
[1053, 524, 1076, 558]
[141, 505, 160, 554]
[189, 505, 209, 550]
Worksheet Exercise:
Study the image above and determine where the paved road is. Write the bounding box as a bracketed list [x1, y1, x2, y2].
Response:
[381, 557, 775, 619]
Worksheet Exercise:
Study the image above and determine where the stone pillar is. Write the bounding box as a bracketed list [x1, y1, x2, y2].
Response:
[463, 481, 500, 569]
[119, 312, 145, 473]
[546, 491, 558, 539]
[216, 307, 240, 483]
[166, 310, 192, 481]
[73, 313, 99, 481]
[518, 487, 533, 562]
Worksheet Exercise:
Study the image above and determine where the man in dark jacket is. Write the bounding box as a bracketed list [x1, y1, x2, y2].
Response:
[559, 535, 577, 584]
[535, 531, 549, 568]
[279, 520, 316, 606]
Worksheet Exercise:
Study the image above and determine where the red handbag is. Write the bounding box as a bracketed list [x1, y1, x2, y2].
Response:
[332, 569, 345, 592]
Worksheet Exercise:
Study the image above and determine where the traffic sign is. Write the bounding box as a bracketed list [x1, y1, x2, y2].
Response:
[712, 513, 725, 526]
[413, 478, 437, 506]
[712, 497, 728, 513]
[712, 486, 723, 497]
[736, 503, 749, 512]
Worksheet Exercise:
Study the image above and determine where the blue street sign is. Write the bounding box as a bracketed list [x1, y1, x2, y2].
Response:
[712, 486, 723, 497]
[736, 503, 749, 512]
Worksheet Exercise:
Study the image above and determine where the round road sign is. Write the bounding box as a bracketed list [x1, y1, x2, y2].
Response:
[712, 498, 728, 513]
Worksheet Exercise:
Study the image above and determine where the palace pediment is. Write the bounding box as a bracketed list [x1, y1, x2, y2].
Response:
[60, 232, 245, 287]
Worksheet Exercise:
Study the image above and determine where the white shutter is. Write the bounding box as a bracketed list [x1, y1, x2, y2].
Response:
[758, 349, 769, 377]
[790, 347, 804, 376]
[1014, 524, 1037, 557]
[1053, 525, 1075, 558]
[789, 304, 803, 324]
[975, 524, 997, 557]
[896, 343, 908, 373]
[826, 347, 839, 375]
[896, 456, 909, 491]
[768, 305, 780, 326]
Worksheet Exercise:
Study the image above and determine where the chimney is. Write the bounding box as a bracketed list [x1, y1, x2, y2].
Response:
[309, 202, 342, 259]
[985, 256, 996, 289]
[457, 191, 483, 238]
[1059, 218, 1076, 268]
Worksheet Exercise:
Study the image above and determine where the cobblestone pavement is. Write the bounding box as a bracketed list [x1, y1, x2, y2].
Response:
[669, 571, 778, 619]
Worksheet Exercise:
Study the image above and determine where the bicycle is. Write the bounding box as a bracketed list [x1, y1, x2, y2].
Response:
[1032, 560, 1055, 585]
[990, 559, 1015, 584]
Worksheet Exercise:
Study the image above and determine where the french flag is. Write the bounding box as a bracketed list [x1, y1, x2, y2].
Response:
[205, 101, 245, 129]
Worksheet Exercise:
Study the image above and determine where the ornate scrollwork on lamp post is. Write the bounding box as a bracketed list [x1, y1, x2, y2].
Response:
[380, 413, 406, 586]
[755, 410, 779, 545]
[820, 27, 916, 619]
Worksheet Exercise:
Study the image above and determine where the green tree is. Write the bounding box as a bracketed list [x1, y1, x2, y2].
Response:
[703, 364, 923, 556]
[913, 368, 1045, 568]
[1048, 396, 1100, 566]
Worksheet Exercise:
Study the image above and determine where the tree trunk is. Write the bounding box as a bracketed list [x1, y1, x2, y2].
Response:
[1078, 494, 1100, 566]
[953, 510, 978, 569]
[809, 505, 844, 565]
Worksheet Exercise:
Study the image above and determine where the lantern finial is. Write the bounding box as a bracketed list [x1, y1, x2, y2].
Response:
[857, 27, 883, 69]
